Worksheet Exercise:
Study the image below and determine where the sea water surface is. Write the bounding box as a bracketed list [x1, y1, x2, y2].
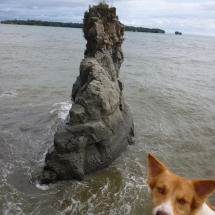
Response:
[0, 24, 215, 214]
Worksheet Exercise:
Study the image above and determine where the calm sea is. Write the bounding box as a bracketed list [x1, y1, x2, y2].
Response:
[0, 24, 215, 215]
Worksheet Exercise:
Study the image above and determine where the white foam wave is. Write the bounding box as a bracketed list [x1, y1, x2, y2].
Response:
[0, 91, 18, 99]
[35, 180, 51, 191]
[3, 201, 24, 215]
[49, 109, 57, 114]
[60, 199, 81, 214]
[50, 101, 72, 120]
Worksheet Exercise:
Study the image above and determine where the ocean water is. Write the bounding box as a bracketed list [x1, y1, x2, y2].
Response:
[0, 24, 215, 214]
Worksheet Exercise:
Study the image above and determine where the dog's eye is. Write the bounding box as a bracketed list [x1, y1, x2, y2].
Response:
[178, 199, 186, 204]
[158, 188, 164, 194]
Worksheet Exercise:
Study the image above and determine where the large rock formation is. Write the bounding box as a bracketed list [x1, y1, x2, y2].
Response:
[40, 3, 134, 184]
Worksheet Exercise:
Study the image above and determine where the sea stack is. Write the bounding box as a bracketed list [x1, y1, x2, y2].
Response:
[175, 31, 182, 35]
[40, 3, 134, 184]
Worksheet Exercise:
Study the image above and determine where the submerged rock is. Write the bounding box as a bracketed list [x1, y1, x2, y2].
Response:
[40, 3, 134, 184]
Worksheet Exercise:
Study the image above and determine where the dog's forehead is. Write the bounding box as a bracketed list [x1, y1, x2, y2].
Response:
[156, 171, 195, 199]
[158, 170, 186, 181]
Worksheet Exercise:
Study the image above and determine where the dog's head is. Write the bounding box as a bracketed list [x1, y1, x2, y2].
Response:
[147, 153, 215, 215]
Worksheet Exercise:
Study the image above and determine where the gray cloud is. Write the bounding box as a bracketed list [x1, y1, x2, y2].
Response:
[0, 0, 215, 36]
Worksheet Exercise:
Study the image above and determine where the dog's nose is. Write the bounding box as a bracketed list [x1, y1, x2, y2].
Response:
[156, 210, 169, 215]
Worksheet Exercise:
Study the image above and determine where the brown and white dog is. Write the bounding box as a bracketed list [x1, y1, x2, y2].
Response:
[147, 153, 215, 215]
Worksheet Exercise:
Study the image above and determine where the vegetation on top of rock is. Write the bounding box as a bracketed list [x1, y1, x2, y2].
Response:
[83, 2, 118, 41]
[82, 2, 125, 55]
[175, 31, 182, 35]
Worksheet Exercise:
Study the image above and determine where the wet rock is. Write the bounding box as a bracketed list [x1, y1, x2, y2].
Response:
[40, 3, 134, 184]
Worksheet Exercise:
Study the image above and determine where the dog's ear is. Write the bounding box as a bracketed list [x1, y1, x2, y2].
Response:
[192, 180, 215, 200]
[148, 153, 167, 177]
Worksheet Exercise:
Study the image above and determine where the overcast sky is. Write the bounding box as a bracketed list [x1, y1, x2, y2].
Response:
[1, 0, 215, 36]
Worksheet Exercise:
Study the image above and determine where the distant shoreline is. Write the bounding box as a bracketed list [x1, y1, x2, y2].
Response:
[1, 19, 165, 34]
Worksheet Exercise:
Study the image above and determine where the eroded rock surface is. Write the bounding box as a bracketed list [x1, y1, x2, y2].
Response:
[40, 3, 134, 184]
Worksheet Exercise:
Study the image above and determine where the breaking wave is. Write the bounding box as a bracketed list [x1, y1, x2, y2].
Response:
[50, 101, 72, 120]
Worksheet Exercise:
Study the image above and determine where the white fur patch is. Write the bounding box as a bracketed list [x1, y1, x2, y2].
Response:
[197, 203, 215, 215]
[153, 201, 174, 215]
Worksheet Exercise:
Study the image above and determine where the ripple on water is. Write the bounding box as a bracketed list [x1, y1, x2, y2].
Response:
[1, 26, 215, 214]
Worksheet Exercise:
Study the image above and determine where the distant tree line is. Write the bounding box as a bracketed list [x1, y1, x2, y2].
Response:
[125, 26, 165, 34]
[1, 19, 83, 28]
[1, 19, 165, 34]
[175, 31, 182, 35]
